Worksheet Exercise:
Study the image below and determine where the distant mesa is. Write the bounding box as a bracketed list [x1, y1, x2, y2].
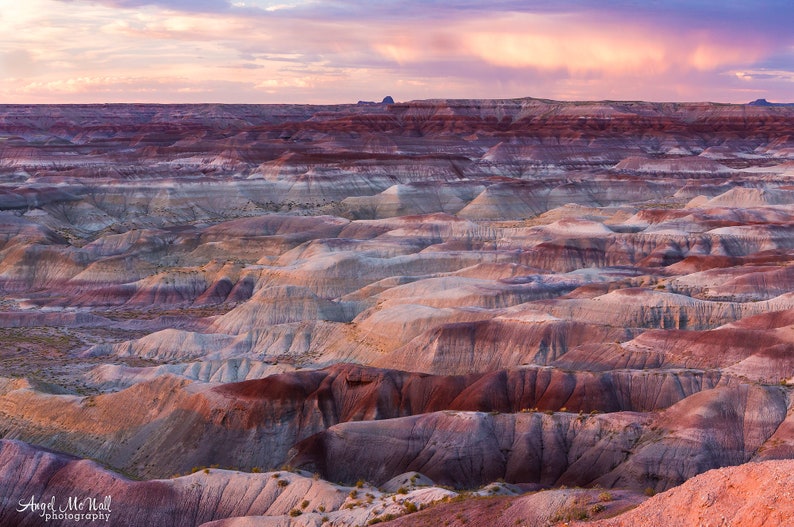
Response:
[357, 95, 395, 105]
[748, 98, 793, 106]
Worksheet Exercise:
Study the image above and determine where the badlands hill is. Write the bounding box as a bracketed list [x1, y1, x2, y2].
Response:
[1, 98, 794, 526]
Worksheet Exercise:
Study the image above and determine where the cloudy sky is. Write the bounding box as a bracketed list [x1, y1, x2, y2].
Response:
[1, 0, 793, 103]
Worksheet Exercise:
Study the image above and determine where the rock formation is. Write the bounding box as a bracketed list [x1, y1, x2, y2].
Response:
[1, 98, 794, 525]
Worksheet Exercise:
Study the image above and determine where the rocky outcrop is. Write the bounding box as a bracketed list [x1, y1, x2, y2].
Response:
[377, 318, 635, 373]
[288, 384, 789, 491]
[289, 410, 649, 488]
[584, 460, 794, 527]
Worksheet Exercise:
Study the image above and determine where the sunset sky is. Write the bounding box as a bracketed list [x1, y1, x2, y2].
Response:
[1, 0, 793, 104]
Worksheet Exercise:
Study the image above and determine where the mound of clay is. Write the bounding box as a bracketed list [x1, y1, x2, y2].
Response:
[586, 460, 794, 527]
[614, 156, 731, 175]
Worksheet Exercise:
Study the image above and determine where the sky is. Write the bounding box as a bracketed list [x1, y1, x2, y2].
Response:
[1, 0, 793, 104]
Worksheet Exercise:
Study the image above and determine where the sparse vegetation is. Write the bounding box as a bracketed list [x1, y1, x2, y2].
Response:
[599, 491, 613, 502]
[551, 506, 589, 522]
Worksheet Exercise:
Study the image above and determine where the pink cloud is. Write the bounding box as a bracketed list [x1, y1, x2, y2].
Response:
[1, 0, 793, 103]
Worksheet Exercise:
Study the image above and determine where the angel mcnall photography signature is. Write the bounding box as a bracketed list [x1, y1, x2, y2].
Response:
[17, 494, 112, 523]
